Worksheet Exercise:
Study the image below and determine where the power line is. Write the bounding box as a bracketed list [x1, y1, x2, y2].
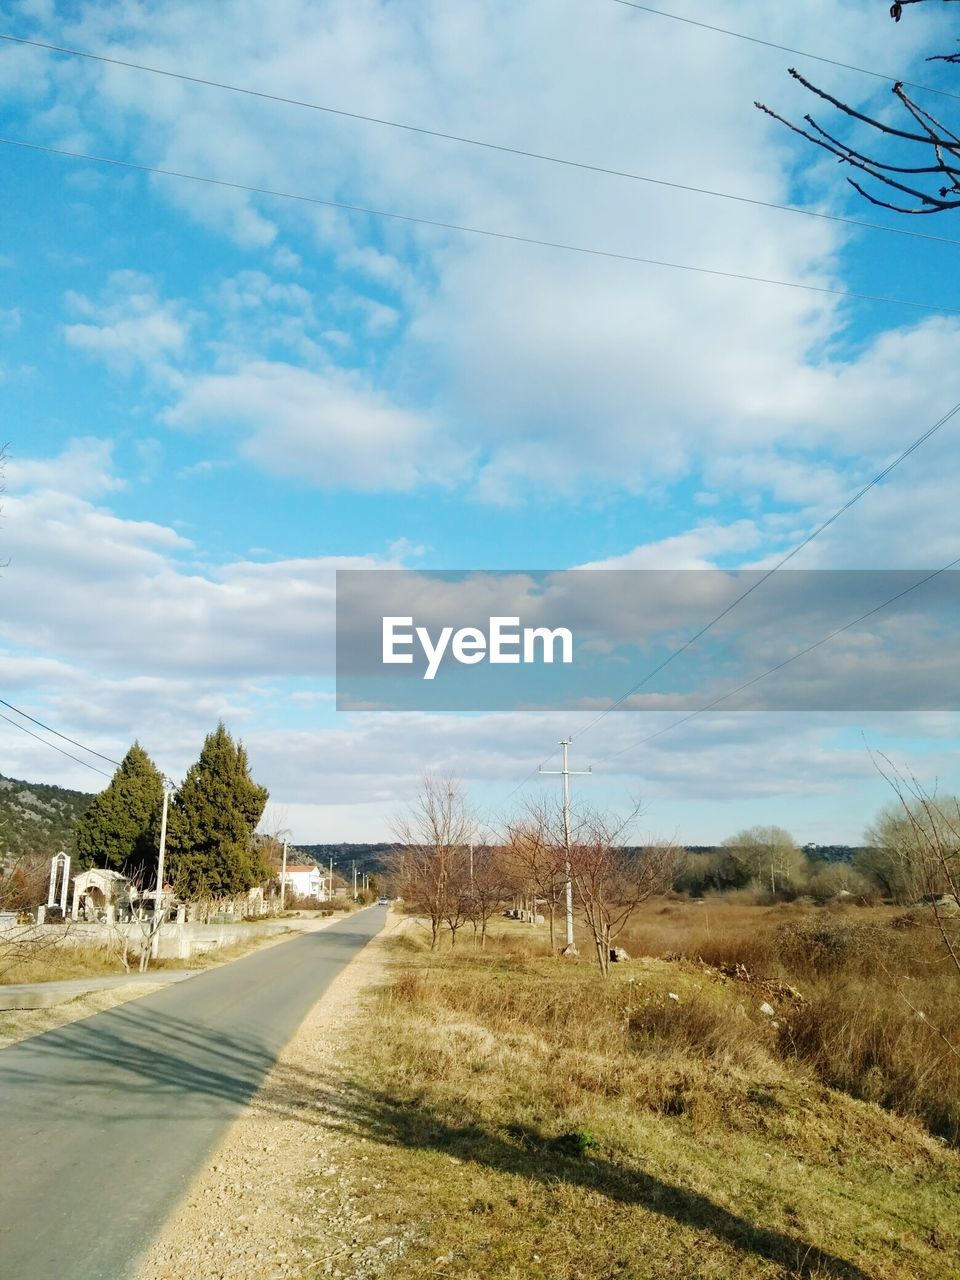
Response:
[2, 135, 958, 317]
[3, 31, 960, 251]
[610, 1, 960, 103]
[499, 750, 561, 808]
[0, 696, 121, 766]
[0, 710, 114, 779]
[571, 395, 960, 743]
[588, 556, 960, 769]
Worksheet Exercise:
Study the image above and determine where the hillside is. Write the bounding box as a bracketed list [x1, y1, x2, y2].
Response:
[0, 771, 94, 860]
[297, 843, 394, 877]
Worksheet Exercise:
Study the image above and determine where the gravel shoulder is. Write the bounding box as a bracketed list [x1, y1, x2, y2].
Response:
[134, 914, 400, 1280]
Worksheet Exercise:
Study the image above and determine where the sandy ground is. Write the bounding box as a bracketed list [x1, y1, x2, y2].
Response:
[134, 915, 401, 1280]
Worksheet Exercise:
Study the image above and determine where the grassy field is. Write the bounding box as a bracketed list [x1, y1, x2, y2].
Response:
[301, 903, 960, 1280]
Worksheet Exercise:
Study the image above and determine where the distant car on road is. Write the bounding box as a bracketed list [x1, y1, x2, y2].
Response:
[377, 896, 390, 906]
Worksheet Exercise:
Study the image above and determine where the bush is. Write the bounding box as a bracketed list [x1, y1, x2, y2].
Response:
[774, 919, 889, 976]
[782, 979, 960, 1144]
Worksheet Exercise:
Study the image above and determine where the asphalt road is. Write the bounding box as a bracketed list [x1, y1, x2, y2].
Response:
[0, 905, 385, 1280]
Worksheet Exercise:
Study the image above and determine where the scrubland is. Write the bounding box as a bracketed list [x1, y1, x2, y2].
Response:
[316, 900, 960, 1280]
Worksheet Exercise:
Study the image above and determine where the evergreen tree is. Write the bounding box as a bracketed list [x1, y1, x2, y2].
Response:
[73, 743, 165, 877]
[169, 723, 270, 897]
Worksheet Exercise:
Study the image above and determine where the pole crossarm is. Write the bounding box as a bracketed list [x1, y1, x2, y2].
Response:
[539, 738, 592, 949]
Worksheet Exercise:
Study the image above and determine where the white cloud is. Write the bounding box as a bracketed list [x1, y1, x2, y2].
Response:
[5, 0, 950, 514]
[4, 1, 960, 840]
[6, 437, 124, 499]
[166, 360, 464, 490]
[1, 462, 955, 840]
[578, 521, 768, 570]
[63, 271, 191, 382]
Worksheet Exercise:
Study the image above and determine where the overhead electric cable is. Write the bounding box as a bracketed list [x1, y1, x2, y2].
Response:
[571, 395, 960, 743]
[0, 710, 114, 779]
[0, 695, 121, 766]
[3, 31, 960, 249]
[499, 750, 563, 807]
[588, 556, 960, 769]
[1, 136, 957, 316]
[610, 1, 960, 103]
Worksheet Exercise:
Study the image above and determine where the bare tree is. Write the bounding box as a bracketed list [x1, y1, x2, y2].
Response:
[569, 808, 682, 978]
[0, 852, 49, 915]
[465, 844, 513, 949]
[722, 825, 807, 897]
[0, 854, 70, 979]
[871, 758, 960, 977]
[757, 2, 960, 214]
[390, 776, 477, 949]
[98, 866, 188, 973]
[505, 804, 567, 950]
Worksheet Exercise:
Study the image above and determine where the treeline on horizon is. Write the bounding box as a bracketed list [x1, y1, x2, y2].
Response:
[1, 758, 920, 908]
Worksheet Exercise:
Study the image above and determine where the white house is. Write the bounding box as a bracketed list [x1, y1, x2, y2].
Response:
[280, 863, 326, 901]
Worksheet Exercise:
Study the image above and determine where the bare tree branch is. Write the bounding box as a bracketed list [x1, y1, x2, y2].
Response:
[756, 4, 960, 216]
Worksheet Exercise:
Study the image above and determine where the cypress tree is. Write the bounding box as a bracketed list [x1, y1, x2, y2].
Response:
[73, 742, 165, 878]
[169, 723, 270, 897]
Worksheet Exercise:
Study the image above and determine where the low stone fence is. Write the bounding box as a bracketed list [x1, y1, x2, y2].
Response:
[8, 917, 290, 961]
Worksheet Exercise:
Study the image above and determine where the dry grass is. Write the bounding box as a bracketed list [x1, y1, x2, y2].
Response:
[0, 925, 295, 985]
[309, 912, 960, 1280]
[617, 899, 960, 1144]
[1, 944, 133, 985]
[0, 981, 169, 1050]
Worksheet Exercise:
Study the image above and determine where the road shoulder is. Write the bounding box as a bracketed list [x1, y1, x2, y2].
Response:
[134, 914, 399, 1280]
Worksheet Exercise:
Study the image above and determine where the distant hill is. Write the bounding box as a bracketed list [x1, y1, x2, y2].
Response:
[297, 843, 394, 876]
[0, 771, 94, 860]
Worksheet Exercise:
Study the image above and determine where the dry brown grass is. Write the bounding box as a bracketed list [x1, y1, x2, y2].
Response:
[1, 944, 131, 985]
[616, 898, 960, 1144]
[325, 917, 960, 1279]
[0, 926, 295, 985]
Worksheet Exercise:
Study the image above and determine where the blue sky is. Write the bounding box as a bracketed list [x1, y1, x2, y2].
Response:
[2, 0, 960, 844]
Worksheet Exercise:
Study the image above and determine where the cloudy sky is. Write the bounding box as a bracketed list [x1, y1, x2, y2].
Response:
[2, 0, 959, 845]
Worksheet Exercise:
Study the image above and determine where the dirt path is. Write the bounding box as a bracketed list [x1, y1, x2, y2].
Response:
[134, 916, 401, 1280]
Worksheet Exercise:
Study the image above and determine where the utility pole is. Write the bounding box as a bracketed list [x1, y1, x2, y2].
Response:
[540, 738, 591, 951]
[151, 780, 172, 959]
[352, 860, 358, 900]
[328, 857, 334, 902]
[280, 839, 288, 911]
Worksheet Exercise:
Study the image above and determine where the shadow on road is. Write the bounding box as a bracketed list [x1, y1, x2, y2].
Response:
[0, 917, 875, 1279]
[0, 920, 384, 1123]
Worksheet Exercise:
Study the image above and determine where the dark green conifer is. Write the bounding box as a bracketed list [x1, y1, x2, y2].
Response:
[73, 743, 164, 878]
[169, 723, 269, 896]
